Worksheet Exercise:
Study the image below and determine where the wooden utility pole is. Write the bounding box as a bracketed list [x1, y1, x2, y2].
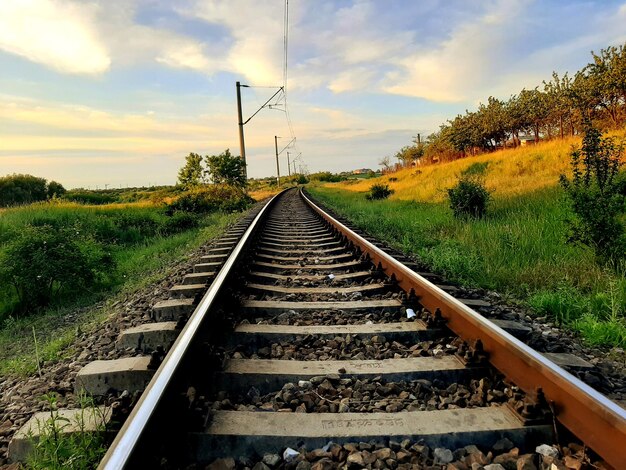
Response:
[287, 152, 291, 177]
[274, 136, 281, 187]
[236, 81, 247, 179]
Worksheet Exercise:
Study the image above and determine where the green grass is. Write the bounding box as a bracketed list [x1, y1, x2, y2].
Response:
[0, 207, 240, 376]
[309, 184, 626, 348]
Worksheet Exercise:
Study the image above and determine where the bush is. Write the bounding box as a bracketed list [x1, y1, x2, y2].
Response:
[163, 212, 199, 233]
[166, 185, 253, 214]
[0, 174, 50, 207]
[366, 184, 394, 201]
[560, 125, 625, 264]
[296, 174, 309, 184]
[311, 172, 345, 182]
[447, 176, 490, 218]
[0, 225, 113, 313]
[63, 191, 116, 205]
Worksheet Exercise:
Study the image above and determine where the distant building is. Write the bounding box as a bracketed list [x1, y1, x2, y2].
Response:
[352, 168, 373, 174]
[519, 136, 538, 146]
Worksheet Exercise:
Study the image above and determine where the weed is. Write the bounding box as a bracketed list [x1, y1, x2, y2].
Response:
[366, 184, 394, 201]
[27, 392, 108, 470]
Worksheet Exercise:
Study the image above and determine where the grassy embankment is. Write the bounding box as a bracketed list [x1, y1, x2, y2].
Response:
[0, 200, 242, 376]
[309, 134, 626, 348]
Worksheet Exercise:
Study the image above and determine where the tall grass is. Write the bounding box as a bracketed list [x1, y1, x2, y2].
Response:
[0, 207, 239, 376]
[333, 132, 625, 203]
[309, 184, 626, 348]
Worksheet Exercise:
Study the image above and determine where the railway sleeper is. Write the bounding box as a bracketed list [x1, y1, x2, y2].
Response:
[240, 299, 403, 315]
[170, 283, 206, 298]
[183, 271, 216, 285]
[194, 261, 223, 273]
[152, 298, 195, 322]
[227, 320, 442, 347]
[116, 321, 179, 353]
[199, 254, 228, 263]
[192, 408, 552, 462]
[245, 282, 387, 296]
[256, 246, 347, 255]
[214, 356, 475, 395]
[252, 260, 363, 273]
[74, 356, 155, 396]
[255, 252, 354, 263]
[248, 270, 372, 285]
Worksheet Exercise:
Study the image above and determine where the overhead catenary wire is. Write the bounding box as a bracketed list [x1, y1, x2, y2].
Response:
[278, 0, 303, 165]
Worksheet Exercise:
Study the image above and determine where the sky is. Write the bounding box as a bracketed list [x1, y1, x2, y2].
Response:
[1, 0, 625, 188]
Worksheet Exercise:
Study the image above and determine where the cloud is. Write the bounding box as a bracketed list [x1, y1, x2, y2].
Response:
[0, 0, 111, 74]
[383, 0, 531, 102]
[177, 0, 286, 84]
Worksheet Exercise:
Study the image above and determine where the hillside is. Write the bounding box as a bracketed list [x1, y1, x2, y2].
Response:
[309, 133, 626, 347]
[329, 133, 624, 202]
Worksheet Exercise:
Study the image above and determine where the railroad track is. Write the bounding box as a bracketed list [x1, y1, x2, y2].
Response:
[8, 188, 626, 469]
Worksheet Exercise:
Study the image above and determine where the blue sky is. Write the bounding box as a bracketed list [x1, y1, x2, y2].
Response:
[1, 0, 625, 187]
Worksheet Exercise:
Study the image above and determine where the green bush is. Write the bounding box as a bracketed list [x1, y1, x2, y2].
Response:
[447, 176, 490, 218]
[63, 191, 116, 205]
[560, 126, 625, 264]
[311, 172, 345, 182]
[0, 225, 113, 313]
[297, 174, 309, 184]
[366, 184, 394, 201]
[163, 212, 199, 233]
[166, 184, 253, 214]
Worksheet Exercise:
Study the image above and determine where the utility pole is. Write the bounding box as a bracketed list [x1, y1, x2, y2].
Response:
[287, 151, 291, 177]
[293, 160, 297, 176]
[274, 136, 281, 187]
[236, 81, 247, 179]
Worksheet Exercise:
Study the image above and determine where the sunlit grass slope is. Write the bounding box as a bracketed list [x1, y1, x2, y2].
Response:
[330, 133, 624, 202]
[310, 135, 626, 347]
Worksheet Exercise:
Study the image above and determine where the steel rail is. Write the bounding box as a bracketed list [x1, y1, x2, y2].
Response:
[98, 190, 286, 470]
[301, 189, 626, 469]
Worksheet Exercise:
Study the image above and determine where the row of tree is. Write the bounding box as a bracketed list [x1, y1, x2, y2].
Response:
[0, 174, 65, 207]
[178, 149, 246, 189]
[387, 42, 626, 168]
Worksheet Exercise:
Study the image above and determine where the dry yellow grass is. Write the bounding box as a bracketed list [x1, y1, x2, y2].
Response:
[327, 131, 625, 203]
[249, 188, 281, 201]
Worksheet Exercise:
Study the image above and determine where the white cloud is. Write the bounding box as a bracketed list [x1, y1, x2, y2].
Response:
[0, 0, 111, 74]
[383, 0, 531, 102]
[178, 0, 286, 84]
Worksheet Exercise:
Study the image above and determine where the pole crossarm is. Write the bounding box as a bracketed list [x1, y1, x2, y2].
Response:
[243, 86, 284, 125]
[278, 137, 296, 155]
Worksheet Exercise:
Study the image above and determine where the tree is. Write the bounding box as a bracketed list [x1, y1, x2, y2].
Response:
[544, 72, 576, 139]
[0, 174, 48, 207]
[47, 181, 66, 199]
[379, 155, 393, 172]
[394, 145, 424, 167]
[585, 43, 626, 127]
[517, 88, 550, 142]
[177, 153, 204, 189]
[205, 149, 246, 187]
